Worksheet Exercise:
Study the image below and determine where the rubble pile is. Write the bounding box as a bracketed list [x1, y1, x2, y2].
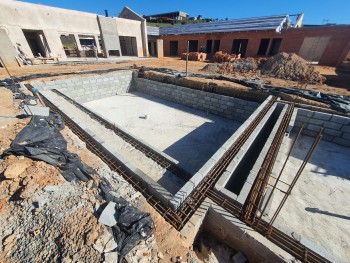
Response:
[180, 52, 207, 61]
[211, 51, 240, 63]
[260, 52, 326, 83]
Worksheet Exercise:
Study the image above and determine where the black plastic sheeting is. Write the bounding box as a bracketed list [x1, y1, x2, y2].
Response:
[140, 67, 350, 114]
[99, 178, 155, 260]
[2, 111, 95, 183]
[0, 65, 134, 84]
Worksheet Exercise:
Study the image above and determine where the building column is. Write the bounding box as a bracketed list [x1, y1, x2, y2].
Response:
[94, 35, 102, 53]
[141, 20, 149, 57]
[74, 34, 82, 50]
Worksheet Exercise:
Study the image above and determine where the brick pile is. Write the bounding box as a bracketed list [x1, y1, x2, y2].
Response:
[211, 52, 241, 63]
[180, 52, 207, 61]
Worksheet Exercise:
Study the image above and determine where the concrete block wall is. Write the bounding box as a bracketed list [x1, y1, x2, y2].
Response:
[134, 78, 260, 122]
[169, 96, 274, 211]
[294, 108, 350, 147]
[30, 71, 133, 103]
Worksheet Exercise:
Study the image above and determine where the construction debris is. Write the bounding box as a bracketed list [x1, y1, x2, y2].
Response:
[211, 51, 241, 63]
[260, 52, 326, 84]
[181, 52, 207, 61]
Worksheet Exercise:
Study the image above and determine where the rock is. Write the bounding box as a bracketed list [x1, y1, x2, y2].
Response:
[94, 229, 118, 253]
[93, 239, 105, 253]
[104, 252, 119, 263]
[43, 185, 61, 192]
[4, 161, 30, 179]
[104, 237, 118, 253]
[3, 233, 15, 245]
[28, 99, 37, 105]
[158, 252, 164, 259]
[98, 202, 117, 227]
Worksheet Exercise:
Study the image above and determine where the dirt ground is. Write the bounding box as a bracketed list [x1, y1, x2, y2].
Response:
[1, 57, 349, 96]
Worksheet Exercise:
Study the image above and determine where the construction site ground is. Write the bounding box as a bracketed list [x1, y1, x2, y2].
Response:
[0, 57, 350, 262]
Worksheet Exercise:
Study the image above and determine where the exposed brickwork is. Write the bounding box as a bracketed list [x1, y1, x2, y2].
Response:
[160, 26, 350, 66]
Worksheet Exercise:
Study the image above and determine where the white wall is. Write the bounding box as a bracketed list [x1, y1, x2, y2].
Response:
[115, 18, 144, 57]
[0, 1, 147, 58]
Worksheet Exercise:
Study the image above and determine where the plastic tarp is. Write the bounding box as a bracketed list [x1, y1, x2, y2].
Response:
[99, 178, 154, 259]
[2, 111, 95, 183]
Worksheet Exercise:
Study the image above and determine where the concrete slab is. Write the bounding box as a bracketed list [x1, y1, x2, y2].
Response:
[264, 133, 350, 263]
[23, 105, 50, 116]
[84, 91, 241, 175]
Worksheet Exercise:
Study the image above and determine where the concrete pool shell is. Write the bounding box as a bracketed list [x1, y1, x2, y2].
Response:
[32, 71, 262, 210]
[31, 70, 350, 262]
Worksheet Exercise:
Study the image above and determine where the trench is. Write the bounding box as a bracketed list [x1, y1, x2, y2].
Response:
[225, 105, 284, 195]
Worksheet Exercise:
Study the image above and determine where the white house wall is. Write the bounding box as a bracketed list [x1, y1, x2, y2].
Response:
[0, 1, 147, 59]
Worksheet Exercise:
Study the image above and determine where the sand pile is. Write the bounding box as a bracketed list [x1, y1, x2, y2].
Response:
[260, 52, 326, 83]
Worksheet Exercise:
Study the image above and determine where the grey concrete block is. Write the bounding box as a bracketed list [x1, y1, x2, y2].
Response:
[333, 137, 350, 147]
[304, 129, 317, 137]
[323, 121, 342, 130]
[296, 116, 310, 124]
[307, 124, 322, 132]
[298, 108, 313, 118]
[323, 128, 341, 137]
[312, 112, 332, 121]
[341, 125, 350, 133]
[331, 115, 350, 125]
[309, 118, 324, 125]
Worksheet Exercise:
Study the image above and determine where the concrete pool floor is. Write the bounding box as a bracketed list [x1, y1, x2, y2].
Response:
[263, 133, 350, 263]
[84, 91, 242, 175]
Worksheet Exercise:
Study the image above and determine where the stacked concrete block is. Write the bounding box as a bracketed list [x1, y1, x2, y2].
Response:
[134, 78, 259, 122]
[294, 108, 350, 147]
[30, 71, 133, 103]
[169, 96, 274, 210]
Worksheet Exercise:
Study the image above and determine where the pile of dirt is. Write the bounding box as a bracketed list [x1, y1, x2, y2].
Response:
[260, 52, 326, 83]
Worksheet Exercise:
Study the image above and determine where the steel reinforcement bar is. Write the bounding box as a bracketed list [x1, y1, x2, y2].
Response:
[51, 89, 192, 182]
[41, 91, 329, 262]
[40, 93, 186, 229]
[207, 189, 330, 263]
[175, 96, 278, 226]
[244, 103, 295, 224]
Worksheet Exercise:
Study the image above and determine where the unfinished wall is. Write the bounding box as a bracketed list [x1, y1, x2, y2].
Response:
[204, 205, 288, 263]
[0, 29, 18, 67]
[0, 1, 101, 58]
[160, 25, 350, 66]
[115, 18, 145, 57]
[0, 1, 147, 59]
[294, 108, 350, 147]
[97, 16, 121, 57]
[31, 71, 133, 103]
[134, 78, 259, 122]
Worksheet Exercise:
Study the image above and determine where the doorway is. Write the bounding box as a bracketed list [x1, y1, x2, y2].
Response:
[119, 36, 137, 56]
[268, 38, 282, 56]
[231, 39, 249, 57]
[206, 40, 213, 54]
[257, 39, 270, 56]
[169, 41, 178, 56]
[22, 30, 50, 57]
[213, 40, 221, 53]
[188, 40, 198, 52]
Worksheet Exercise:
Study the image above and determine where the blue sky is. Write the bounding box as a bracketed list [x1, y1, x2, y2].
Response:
[19, 0, 350, 25]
